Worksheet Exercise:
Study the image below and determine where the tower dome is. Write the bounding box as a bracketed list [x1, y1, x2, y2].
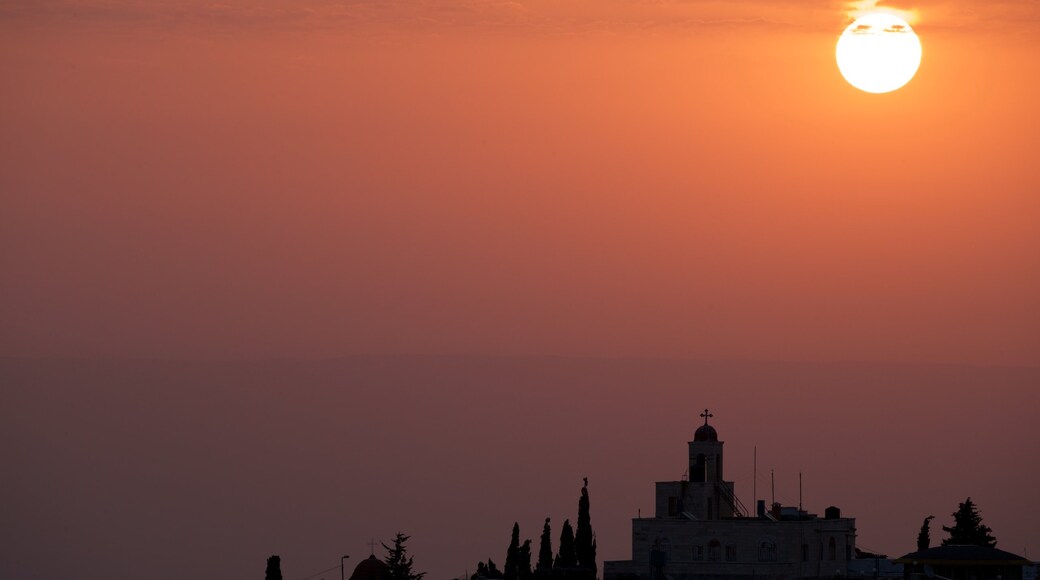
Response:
[693, 408, 718, 441]
[694, 423, 718, 442]
[350, 555, 391, 580]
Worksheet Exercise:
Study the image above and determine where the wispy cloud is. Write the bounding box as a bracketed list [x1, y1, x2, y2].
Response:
[2, 0, 1038, 34]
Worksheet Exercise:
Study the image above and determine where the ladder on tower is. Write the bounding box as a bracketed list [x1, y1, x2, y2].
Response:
[716, 482, 750, 517]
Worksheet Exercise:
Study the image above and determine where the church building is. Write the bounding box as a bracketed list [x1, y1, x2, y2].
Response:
[604, 411, 857, 580]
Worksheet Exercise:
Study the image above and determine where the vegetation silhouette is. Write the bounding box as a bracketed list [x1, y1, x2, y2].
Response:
[554, 520, 577, 570]
[476, 480, 596, 580]
[536, 519, 553, 572]
[518, 539, 533, 580]
[505, 523, 522, 580]
[941, 497, 997, 547]
[575, 479, 596, 578]
[917, 515, 935, 551]
[383, 533, 427, 580]
[266, 555, 282, 580]
[474, 559, 504, 580]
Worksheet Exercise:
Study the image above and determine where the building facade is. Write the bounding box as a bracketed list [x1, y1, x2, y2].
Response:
[604, 411, 857, 580]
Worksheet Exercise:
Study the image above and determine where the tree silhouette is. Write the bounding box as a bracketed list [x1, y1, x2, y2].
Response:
[941, 498, 996, 547]
[575, 479, 596, 577]
[537, 519, 553, 571]
[384, 533, 427, 580]
[505, 523, 521, 580]
[473, 559, 506, 580]
[554, 520, 577, 569]
[518, 540, 533, 580]
[266, 555, 282, 580]
[917, 515, 935, 551]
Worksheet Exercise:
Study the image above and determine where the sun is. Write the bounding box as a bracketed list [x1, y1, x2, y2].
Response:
[836, 13, 922, 94]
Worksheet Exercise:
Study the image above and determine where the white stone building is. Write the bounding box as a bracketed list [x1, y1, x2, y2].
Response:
[604, 411, 857, 580]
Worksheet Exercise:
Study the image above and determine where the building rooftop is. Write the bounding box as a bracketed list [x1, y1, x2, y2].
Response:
[894, 545, 1032, 566]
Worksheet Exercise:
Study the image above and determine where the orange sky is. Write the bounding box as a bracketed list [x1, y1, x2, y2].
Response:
[2, 0, 1039, 364]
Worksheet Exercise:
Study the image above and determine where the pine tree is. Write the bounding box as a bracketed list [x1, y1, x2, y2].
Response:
[537, 518, 553, 571]
[917, 515, 935, 551]
[518, 540, 533, 580]
[505, 523, 521, 580]
[554, 520, 577, 569]
[384, 533, 428, 580]
[941, 498, 997, 548]
[575, 479, 596, 577]
[266, 555, 283, 580]
[486, 559, 503, 579]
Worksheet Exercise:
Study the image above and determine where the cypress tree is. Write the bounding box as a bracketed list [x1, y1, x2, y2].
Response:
[505, 523, 521, 580]
[942, 498, 996, 547]
[537, 518, 554, 571]
[554, 520, 577, 569]
[518, 540, 533, 580]
[917, 515, 935, 551]
[575, 479, 596, 576]
[265, 555, 282, 580]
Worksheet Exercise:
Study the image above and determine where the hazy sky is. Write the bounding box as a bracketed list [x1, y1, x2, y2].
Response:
[2, 3, 1039, 578]
[3, 0, 1038, 364]
[3, 358, 1039, 580]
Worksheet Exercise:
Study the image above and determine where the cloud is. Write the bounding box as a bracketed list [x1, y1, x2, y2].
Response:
[845, 0, 918, 23]
[2, 0, 1038, 34]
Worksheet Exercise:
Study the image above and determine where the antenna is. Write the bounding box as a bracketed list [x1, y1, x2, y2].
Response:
[771, 469, 775, 507]
[799, 471, 803, 513]
[753, 446, 757, 515]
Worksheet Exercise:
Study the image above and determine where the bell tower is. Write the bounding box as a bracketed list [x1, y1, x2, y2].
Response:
[680, 408, 735, 520]
[689, 409, 724, 484]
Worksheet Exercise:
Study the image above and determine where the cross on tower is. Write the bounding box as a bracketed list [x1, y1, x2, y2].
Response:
[368, 538, 379, 555]
[700, 408, 713, 425]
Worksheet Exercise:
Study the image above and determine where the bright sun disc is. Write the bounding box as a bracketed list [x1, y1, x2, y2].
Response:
[836, 13, 921, 94]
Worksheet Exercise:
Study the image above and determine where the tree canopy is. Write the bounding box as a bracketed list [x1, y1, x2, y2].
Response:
[518, 540, 533, 580]
[917, 515, 935, 551]
[265, 555, 282, 580]
[575, 480, 596, 576]
[473, 559, 503, 580]
[384, 533, 427, 580]
[941, 498, 996, 548]
[505, 523, 521, 580]
[537, 518, 553, 571]
[554, 520, 577, 569]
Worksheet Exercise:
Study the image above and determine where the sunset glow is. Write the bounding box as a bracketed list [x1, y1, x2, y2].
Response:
[2, 1, 1039, 579]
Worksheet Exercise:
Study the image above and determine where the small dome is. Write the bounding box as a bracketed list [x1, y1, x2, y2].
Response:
[694, 423, 718, 442]
[350, 555, 391, 580]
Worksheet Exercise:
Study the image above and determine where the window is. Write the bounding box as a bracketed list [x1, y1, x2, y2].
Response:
[692, 546, 703, 561]
[801, 544, 809, 562]
[758, 541, 777, 562]
[708, 540, 721, 562]
[693, 454, 706, 482]
[668, 496, 678, 517]
[828, 538, 837, 561]
[846, 543, 852, 561]
[725, 546, 737, 562]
